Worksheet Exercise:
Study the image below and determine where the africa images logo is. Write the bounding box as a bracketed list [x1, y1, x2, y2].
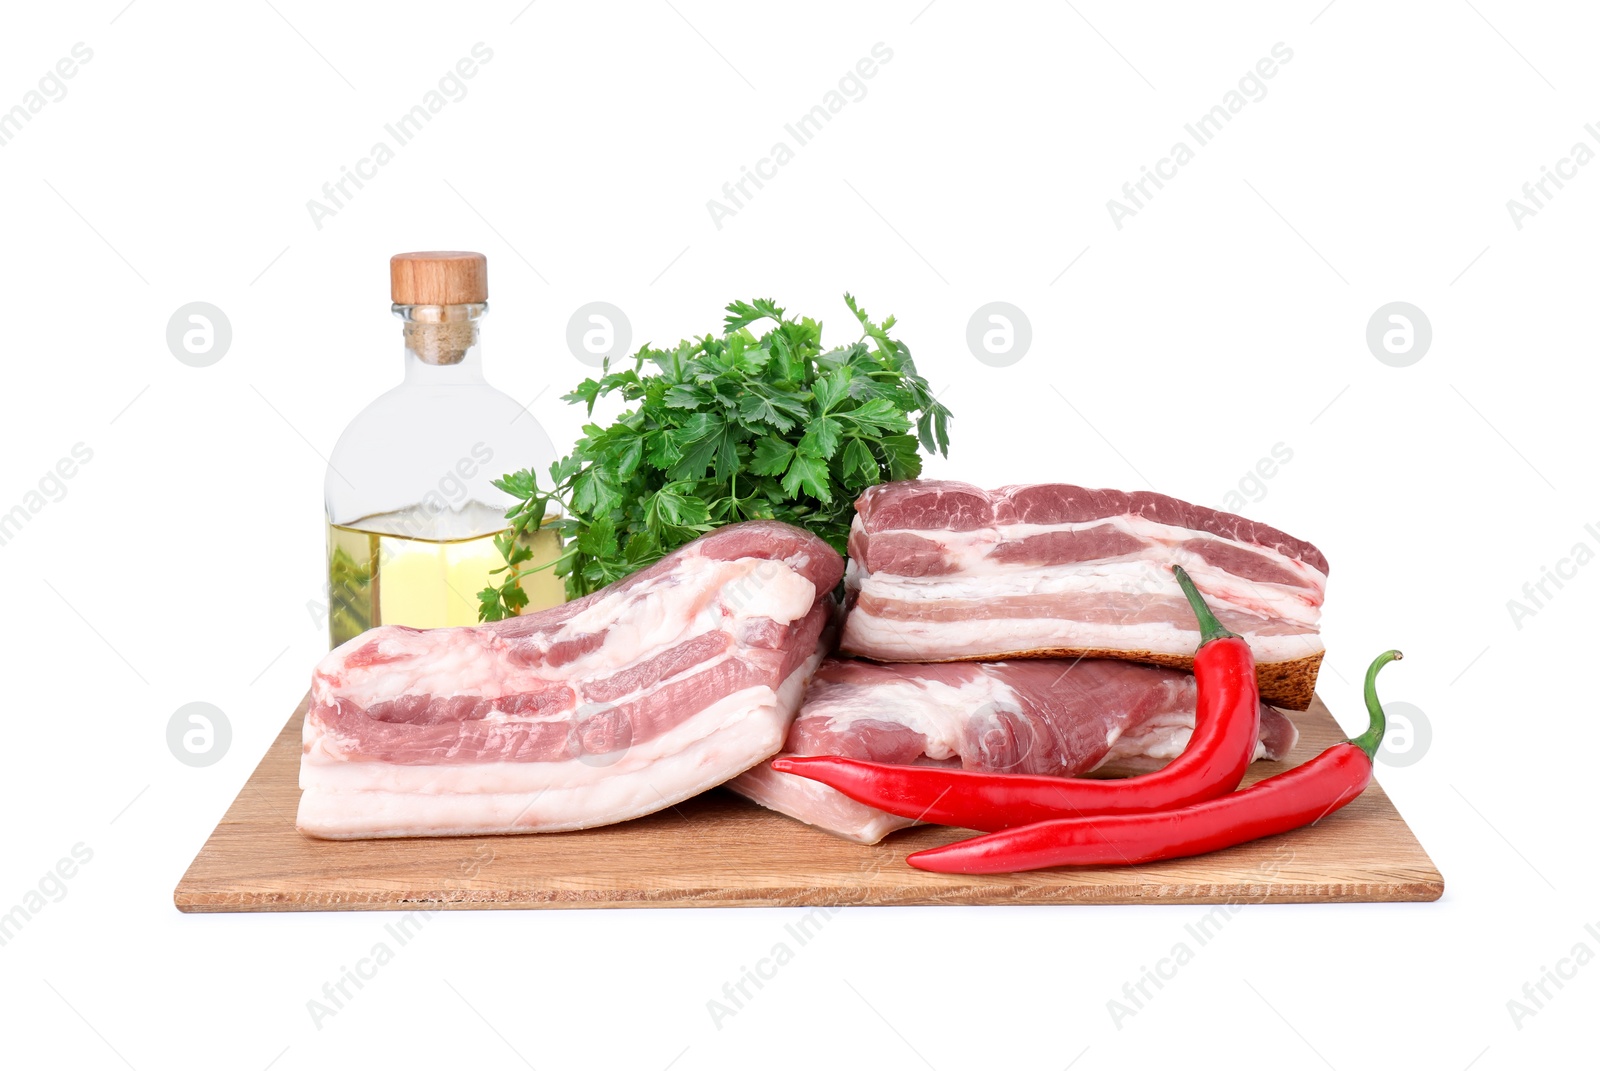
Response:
[1105, 43, 1294, 229]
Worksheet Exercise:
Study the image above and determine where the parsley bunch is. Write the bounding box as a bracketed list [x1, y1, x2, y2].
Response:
[477, 295, 951, 617]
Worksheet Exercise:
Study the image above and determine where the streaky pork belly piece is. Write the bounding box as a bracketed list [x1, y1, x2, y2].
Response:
[728, 657, 1298, 844]
[839, 480, 1329, 709]
[297, 520, 844, 839]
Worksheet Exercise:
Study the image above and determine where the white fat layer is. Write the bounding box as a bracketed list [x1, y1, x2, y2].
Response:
[304, 682, 772, 790]
[314, 555, 817, 711]
[866, 512, 1326, 588]
[853, 511, 1325, 628]
[304, 642, 757, 757]
[558, 557, 815, 663]
[1100, 723, 1268, 765]
[727, 761, 914, 845]
[855, 556, 1319, 629]
[297, 652, 820, 838]
[806, 675, 1018, 762]
[840, 613, 1323, 666]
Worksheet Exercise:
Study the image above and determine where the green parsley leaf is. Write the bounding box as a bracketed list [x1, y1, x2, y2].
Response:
[478, 295, 954, 614]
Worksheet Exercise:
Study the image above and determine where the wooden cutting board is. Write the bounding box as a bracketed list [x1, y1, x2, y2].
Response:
[174, 694, 1442, 911]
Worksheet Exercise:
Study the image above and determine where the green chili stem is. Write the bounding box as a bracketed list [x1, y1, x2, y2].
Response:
[1350, 650, 1403, 760]
[1172, 565, 1240, 645]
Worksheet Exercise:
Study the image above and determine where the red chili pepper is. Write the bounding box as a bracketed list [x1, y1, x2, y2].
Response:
[904, 650, 1401, 874]
[772, 565, 1261, 831]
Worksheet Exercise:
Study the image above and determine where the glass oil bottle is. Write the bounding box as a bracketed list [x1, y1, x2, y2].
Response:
[324, 251, 563, 647]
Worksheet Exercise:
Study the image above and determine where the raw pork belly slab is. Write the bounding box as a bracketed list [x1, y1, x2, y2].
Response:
[838, 480, 1329, 709]
[728, 657, 1298, 844]
[297, 521, 844, 839]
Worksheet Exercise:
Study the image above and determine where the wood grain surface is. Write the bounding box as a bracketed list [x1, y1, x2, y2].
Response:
[174, 694, 1443, 912]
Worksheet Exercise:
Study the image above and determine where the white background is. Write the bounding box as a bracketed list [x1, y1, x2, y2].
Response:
[1, 1, 1594, 1068]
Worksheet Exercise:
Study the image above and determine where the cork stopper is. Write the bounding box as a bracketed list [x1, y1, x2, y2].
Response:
[391, 252, 486, 365]
[390, 251, 488, 305]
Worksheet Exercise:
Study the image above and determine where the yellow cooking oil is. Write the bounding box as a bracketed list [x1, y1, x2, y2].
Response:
[327, 501, 565, 647]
